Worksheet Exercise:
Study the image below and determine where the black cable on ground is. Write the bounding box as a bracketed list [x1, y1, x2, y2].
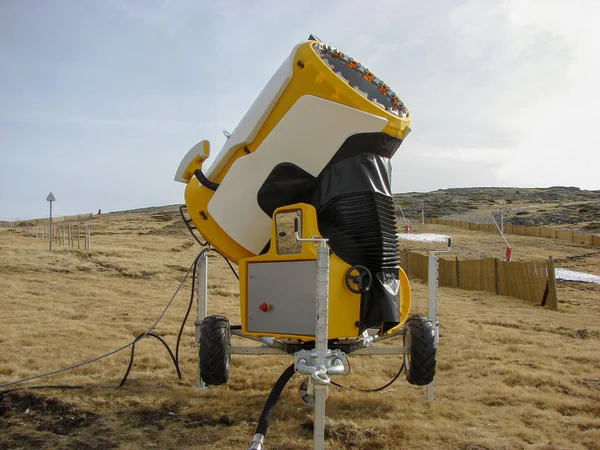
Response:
[174, 253, 201, 372]
[2, 247, 238, 395]
[255, 363, 296, 438]
[0, 252, 202, 391]
[119, 332, 181, 387]
[330, 362, 405, 392]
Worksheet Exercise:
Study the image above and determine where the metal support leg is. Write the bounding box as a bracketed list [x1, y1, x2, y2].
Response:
[428, 253, 439, 347]
[193, 251, 209, 391]
[427, 253, 438, 402]
[313, 384, 327, 447]
[313, 245, 330, 450]
[292, 221, 333, 450]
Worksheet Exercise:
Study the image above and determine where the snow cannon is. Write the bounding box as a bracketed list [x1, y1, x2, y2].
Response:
[175, 36, 415, 341]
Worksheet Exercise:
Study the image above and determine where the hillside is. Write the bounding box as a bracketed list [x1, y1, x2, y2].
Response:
[394, 186, 600, 231]
[1, 203, 599, 449]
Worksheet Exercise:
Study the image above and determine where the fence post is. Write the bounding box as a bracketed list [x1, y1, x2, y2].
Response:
[494, 258, 499, 295]
[455, 257, 460, 289]
[77, 224, 80, 249]
[85, 227, 91, 251]
[546, 257, 558, 309]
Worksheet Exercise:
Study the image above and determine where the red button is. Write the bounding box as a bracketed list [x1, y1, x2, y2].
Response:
[259, 303, 270, 312]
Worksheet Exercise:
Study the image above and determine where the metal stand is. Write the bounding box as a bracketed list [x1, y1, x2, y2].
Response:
[292, 225, 347, 450]
[195, 230, 409, 449]
[193, 251, 209, 390]
[426, 238, 451, 401]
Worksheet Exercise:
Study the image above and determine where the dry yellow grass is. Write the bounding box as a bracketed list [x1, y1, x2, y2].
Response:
[1, 207, 599, 450]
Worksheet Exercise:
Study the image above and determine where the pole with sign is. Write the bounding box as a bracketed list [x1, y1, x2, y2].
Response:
[46, 192, 55, 251]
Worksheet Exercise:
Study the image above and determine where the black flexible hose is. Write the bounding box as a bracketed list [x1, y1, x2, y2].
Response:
[119, 332, 181, 387]
[330, 361, 405, 392]
[194, 169, 220, 191]
[255, 363, 296, 437]
[173, 247, 236, 373]
[217, 251, 239, 280]
[175, 254, 200, 371]
[0, 255, 199, 390]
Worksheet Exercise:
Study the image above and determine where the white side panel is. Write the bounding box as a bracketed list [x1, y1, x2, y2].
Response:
[174, 140, 210, 183]
[204, 43, 302, 179]
[207, 95, 388, 254]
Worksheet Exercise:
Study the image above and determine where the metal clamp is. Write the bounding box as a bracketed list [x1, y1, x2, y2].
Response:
[294, 349, 348, 386]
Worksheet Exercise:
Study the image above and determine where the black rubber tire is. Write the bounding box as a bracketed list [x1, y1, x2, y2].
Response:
[199, 315, 231, 385]
[404, 316, 436, 386]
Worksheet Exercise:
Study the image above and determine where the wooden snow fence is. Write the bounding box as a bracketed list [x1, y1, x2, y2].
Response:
[400, 251, 558, 309]
[425, 218, 599, 248]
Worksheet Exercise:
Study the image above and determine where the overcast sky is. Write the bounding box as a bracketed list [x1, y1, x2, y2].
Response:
[1, 0, 598, 220]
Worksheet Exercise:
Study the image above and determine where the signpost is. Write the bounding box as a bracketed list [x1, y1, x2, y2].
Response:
[46, 192, 55, 251]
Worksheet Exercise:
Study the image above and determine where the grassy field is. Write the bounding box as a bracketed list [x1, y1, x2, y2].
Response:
[1, 207, 599, 449]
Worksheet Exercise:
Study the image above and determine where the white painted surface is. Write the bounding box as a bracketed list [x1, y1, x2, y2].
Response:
[208, 95, 388, 254]
[174, 140, 210, 183]
[397, 233, 451, 243]
[204, 42, 302, 179]
[555, 268, 600, 284]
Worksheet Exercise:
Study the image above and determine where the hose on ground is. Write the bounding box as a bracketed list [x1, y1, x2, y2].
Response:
[255, 363, 296, 437]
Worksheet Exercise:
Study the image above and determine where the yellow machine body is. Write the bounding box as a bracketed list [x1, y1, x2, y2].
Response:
[239, 204, 411, 340]
[176, 37, 412, 341]
[177, 40, 410, 264]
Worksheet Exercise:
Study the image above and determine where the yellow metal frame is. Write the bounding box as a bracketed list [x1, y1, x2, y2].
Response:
[238, 204, 411, 341]
[181, 41, 410, 264]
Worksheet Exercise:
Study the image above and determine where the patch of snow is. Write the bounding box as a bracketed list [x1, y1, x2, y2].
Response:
[555, 268, 600, 285]
[397, 233, 450, 243]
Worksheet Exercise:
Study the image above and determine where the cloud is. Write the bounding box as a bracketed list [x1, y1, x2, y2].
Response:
[0, 0, 598, 221]
[0, 116, 228, 129]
